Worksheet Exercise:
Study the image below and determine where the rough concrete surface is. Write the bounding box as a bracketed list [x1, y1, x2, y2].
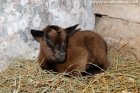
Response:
[95, 16, 140, 58]
[93, 0, 140, 23]
[0, 0, 95, 71]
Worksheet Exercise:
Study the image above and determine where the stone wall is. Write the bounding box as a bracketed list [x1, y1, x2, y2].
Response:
[0, 0, 95, 71]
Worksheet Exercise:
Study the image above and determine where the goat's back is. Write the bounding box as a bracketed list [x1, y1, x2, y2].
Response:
[69, 31, 106, 48]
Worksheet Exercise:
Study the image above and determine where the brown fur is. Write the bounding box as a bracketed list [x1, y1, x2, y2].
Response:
[55, 31, 110, 76]
[31, 25, 110, 76]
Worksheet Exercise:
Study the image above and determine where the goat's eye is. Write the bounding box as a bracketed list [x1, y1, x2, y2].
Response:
[64, 39, 67, 44]
[61, 42, 66, 49]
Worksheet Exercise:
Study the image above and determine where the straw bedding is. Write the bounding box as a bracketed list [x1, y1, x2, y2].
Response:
[0, 47, 140, 93]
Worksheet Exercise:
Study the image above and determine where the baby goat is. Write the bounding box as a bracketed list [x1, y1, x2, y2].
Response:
[31, 24, 110, 76]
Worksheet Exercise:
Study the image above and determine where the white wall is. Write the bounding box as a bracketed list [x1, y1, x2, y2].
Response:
[0, 0, 95, 71]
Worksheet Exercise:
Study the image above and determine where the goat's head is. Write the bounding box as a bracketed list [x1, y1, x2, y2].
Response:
[31, 24, 79, 63]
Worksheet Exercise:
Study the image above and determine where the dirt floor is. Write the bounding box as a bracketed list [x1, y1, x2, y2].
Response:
[0, 47, 140, 93]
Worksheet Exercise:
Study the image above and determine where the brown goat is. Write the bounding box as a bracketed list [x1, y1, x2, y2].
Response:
[31, 24, 110, 76]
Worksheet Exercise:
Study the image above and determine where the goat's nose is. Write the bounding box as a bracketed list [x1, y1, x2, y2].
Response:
[56, 52, 66, 63]
[58, 53, 66, 59]
[59, 52, 66, 56]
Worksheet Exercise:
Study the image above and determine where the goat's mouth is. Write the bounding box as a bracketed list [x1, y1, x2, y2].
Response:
[56, 56, 66, 64]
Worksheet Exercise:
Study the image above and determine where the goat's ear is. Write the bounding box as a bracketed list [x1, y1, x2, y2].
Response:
[31, 29, 44, 41]
[65, 24, 79, 36]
